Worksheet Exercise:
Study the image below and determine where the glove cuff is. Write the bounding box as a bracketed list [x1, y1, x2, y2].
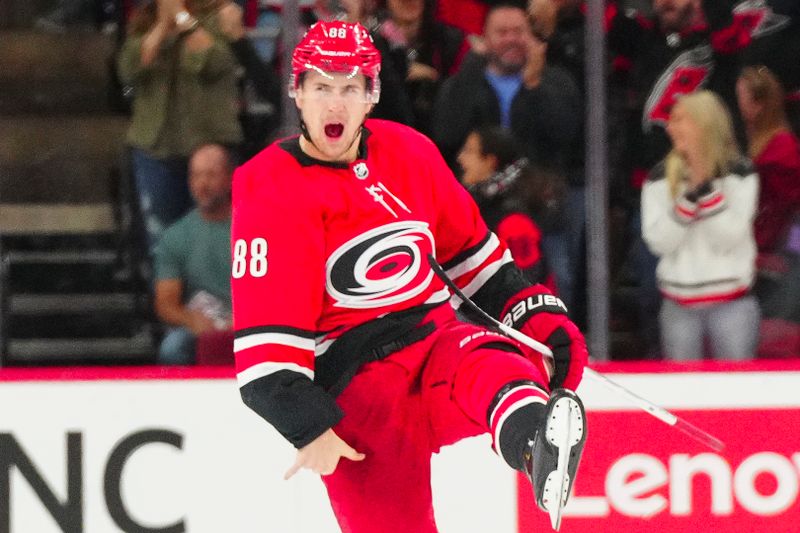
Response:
[500, 286, 568, 331]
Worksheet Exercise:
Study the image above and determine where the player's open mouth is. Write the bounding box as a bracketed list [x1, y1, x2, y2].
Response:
[324, 123, 345, 139]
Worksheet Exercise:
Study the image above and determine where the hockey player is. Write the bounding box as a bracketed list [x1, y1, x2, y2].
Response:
[231, 20, 588, 532]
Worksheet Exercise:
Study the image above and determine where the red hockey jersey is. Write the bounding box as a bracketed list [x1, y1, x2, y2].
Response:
[232, 120, 529, 447]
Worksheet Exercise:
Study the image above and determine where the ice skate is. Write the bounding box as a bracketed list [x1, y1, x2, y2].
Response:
[524, 388, 586, 531]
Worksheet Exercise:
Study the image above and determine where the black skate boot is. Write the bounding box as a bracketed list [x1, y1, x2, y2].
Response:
[524, 388, 586, 531]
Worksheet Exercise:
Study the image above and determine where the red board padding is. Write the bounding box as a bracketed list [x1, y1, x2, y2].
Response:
[519, 408, 800, 532]
[2, 359, 800, 382]
[0, 366, 235, 381]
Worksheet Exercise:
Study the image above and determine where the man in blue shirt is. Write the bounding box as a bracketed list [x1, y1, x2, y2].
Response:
[433, 3, 581, 172]
[433, 3, 583, 310]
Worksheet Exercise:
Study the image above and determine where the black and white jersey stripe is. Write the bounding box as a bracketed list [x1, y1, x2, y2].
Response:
[234, 325, 316, 353]
[459, 249, 514, 298]
[237, 361, 314, 387]
[441, 231, 494, 275]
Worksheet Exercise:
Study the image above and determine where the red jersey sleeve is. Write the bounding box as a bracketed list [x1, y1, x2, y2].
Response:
[231, 148, 343, 448]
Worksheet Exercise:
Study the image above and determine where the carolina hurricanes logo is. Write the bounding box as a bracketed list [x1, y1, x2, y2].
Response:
[733, 0, 790, 38]
[326, 221, 435, 308]
[644, 46, 713, 130]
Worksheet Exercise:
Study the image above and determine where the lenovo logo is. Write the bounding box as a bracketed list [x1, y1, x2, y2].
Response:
[566, 452, 800, 518]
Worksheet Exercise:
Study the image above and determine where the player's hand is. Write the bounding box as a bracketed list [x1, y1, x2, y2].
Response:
[501, 286, 588, 391]
[284, 429, 365, 479]
[531, 314, 587, 391]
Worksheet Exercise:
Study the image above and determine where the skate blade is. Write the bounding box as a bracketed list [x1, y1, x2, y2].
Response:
[542, 397, 583, 531]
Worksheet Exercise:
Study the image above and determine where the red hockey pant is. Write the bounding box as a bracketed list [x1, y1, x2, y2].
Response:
[321, 306, 549, 533]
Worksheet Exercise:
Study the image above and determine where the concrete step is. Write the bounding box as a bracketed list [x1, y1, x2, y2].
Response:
[1, 238, 144, 295]
[0, 30, 119, 114]
[8, 293, 139, 315]
[0, 116, 127, 161]
[0, 115, 128, 204]
[0, 1, 54, 29]
[4, 249, 118, 265]
[6, 334, 155, 362]
[0, 204, 116, 235]
[6, 311, 152, 339]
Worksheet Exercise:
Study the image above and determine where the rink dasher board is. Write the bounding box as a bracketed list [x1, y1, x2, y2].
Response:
[0, 362, 799, 533]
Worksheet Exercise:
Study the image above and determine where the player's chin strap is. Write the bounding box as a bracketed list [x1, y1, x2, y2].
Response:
[298, 110, 313, 144]
[426, 254, 726, 453]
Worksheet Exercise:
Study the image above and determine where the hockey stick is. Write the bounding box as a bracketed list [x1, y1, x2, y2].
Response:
[427, 254, 725, 453]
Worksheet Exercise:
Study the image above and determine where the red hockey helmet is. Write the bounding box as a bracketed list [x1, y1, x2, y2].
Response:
[290, 21, 382, 103]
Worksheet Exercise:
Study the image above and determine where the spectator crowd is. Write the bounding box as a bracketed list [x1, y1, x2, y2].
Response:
[53, 0, 799, 364]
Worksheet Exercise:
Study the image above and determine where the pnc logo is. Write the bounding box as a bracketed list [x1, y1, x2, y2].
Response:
[1, 429, 184, 533]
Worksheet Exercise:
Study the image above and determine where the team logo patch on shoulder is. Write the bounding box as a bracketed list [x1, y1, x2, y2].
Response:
[353, 162, 369, 180]
[326, 221, 435, 308]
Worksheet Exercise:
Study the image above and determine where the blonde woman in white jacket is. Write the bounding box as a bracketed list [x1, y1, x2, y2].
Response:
[642, 91, 760, 361]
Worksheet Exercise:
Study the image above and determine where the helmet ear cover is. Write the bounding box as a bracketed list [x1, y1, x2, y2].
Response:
[289, 21, 382, 103]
